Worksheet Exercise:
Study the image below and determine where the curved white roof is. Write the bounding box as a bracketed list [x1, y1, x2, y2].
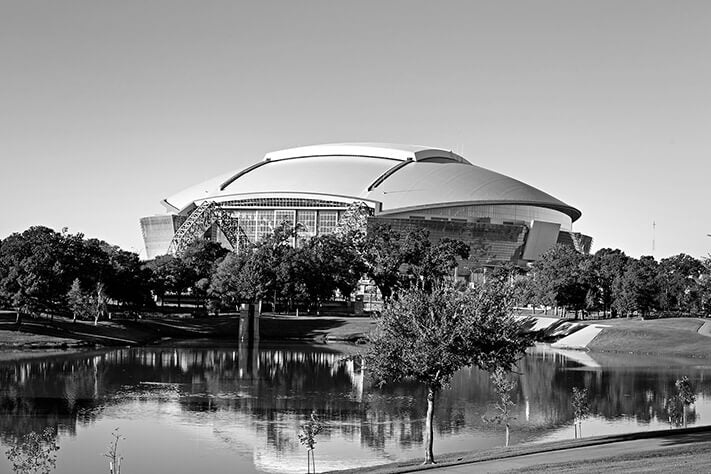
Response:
[163, 143, 581, 221]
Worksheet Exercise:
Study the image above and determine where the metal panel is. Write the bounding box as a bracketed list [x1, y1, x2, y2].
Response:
[522, 220, 561, 261]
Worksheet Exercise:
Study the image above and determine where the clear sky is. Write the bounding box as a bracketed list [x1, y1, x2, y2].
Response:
[1, 1, 710, 259]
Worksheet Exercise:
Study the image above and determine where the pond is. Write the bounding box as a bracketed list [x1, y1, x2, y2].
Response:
[1, 342, 711, 473]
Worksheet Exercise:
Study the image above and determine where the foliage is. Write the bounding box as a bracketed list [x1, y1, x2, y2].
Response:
[674, 376, 696, 428]
[5, 427, 60, 474]
[366, 282, 531, 463]
[665, 395, 684, 428]
[658, 255, 705, 314]
[144, 255, 194, 308]
[585, 249, 629, 316]
[571, 386, 591, 438]
[0, 227, 152, 318]
[298, 410, 323, 473]
[69, 279, 105, 324]
[617, 256, 660, 317]
[361, 223, 470, 300]
[208, 252, 259, 307]
[484, 366, 517, 446]
[532, 245, 589, 316]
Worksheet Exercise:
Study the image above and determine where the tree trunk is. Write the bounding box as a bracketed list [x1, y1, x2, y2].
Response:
[423, 387, 436, 464]
[505, 424, 510, 447]
[683, 408, 687, 428]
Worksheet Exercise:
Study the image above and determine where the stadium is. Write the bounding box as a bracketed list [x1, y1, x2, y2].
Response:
[140, 143, 591, 273]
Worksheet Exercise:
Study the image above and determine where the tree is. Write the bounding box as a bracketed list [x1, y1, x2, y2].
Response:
[144, 255, 194, 309]
[658, 254, 704, 315]
[180, 239, 229, 310]
[67, 279, 90, 323]
[366, 283, 530, 464]
[362, 223, 469, 300]
[484, 367, 517, 446]
[104, 428, 124, 474]
[361, 223, 415, 300]
[408, 238, 470, 292]
[531, 245, 590, 317]
[0, 227, 69, 318]
[617, 256, 660, 317]
[675, 376, 696, 428]
[208, 252, 260, 308]
[587, 249, 629, 317]
[298, 411, 323, 474]
[571, 387, 590, 438]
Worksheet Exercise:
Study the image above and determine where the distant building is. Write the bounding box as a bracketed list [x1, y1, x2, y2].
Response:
[140, 143, 591, 270]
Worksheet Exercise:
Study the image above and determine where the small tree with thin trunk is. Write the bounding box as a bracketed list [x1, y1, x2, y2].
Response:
[675, 376, 696, 428]
[104, 428, 124, 474]
[571, 387, 591, 438]
[484, 366, 517, 447]
[366, 283, 530, 464]
[298, 411, 323, 474]
[665, 395, 684, 428]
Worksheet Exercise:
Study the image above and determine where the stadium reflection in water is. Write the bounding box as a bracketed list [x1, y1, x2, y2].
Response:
[2, 344, 711, 473]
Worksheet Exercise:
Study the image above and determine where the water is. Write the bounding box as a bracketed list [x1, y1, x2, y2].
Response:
[1, 342, 711, 473]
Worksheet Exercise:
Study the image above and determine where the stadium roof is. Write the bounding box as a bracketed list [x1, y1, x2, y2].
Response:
[163, 143, 581, 221]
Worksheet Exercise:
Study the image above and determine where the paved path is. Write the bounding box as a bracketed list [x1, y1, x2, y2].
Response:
[697, 320, 711, 336]
[431, 431, 711, 473]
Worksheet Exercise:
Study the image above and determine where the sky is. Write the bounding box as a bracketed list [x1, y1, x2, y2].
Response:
[1, 0, 710, 260]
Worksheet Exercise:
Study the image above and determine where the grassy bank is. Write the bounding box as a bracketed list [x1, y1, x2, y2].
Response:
[330, 426, 711, 473]
[585, 317, 711, 358]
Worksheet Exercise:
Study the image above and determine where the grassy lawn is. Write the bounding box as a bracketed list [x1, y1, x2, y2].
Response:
[510, 442, 711, 473]
[587, 317, 711, 358]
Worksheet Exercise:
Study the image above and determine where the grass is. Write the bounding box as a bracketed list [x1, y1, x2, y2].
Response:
[508, 442, 711, 473]
[586, 317, 711, 358]
[330, 426, 711, 473]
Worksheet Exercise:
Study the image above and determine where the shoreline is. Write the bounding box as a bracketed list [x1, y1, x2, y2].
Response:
[328, 425, 711, 473]
[2, 313, 711, 360]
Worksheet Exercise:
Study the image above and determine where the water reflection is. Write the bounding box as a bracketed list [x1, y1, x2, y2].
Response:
[1, 344, 711, 473]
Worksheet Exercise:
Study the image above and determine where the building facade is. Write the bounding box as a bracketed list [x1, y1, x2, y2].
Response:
[140, 143, 591, 266]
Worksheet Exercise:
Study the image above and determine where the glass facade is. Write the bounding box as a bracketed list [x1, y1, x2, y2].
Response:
[222, 208, 343, 246]
[274, 210, 295, 228]
[318, 211, 339, 235]
[221, 198, 346, 208]
[385, 204, 572, 230]
[296, 210, 317, 243]
[256, 210, 273, 241]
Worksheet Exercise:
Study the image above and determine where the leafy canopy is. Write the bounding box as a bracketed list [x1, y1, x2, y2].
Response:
[366, 282, 530, 391]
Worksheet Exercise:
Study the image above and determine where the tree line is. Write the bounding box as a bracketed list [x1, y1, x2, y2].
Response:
[516, 245, 711, 318]
[0, 216, 470, 319]
[3, 221, 710, 321]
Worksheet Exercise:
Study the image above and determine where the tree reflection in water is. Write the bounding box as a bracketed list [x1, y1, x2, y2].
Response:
[1, 344, 711, 471]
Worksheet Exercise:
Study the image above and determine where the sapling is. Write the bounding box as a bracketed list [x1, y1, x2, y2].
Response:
[484, 366, 517, 447]
[104, 428, 124, 474]
[298, 411, 323, 474]
[675, 376, 696, 428]
[571, 387, 590, 439]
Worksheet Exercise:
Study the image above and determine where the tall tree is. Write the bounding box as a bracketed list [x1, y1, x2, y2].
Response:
[658, 254, 704, 315]
[366, 282, 530, 464]
[617, 256, 660, 317]
[531, 245, 590, 317]
[144, 255, 194, 309]
[586, 248, 629, 317]
[180, 239, 229, 309]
